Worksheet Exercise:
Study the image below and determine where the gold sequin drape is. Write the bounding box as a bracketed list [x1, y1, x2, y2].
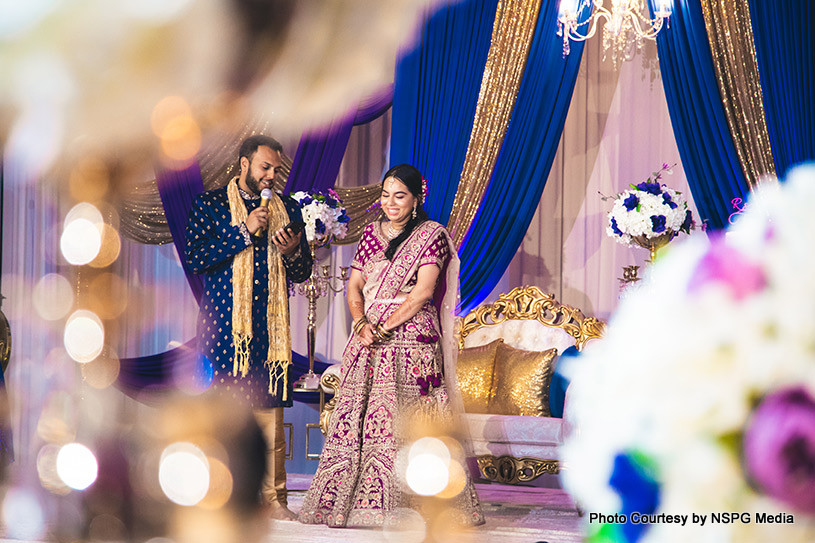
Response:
[446, 0, 541, 247]
[119, 118, 289, 245]
[700, 0, 776, 189]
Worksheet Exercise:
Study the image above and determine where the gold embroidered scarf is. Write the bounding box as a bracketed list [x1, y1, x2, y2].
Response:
[226, 178, 292, 400]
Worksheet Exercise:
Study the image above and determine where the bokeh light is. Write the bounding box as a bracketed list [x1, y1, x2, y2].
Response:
[199, 457, 233, 510]
[33, 273, 74, 321]
[61, 202, 105, 265]
[64, 201, 104, 227]
[1, 487, 47, 541]
[64, 309, 105, 363]
[88, 513, 126, 542]
[89, 224, 122, 268]
[61, 217, 103, 265]
[159, 442, 210, 506]
[56, 442, 99, 490]
[405, 453, 449, 496]
[80, 346, 121, 389]
[68, 156, 110, 202]
[408, 437, 451, 464]
[37, 444, 71, 495]
[435, 458, 467, 499]
[88, 273, 128, 319]
[152, 96, 202, 162]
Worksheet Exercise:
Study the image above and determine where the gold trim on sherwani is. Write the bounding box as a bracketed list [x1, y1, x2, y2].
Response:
[226, 177, 293, 400]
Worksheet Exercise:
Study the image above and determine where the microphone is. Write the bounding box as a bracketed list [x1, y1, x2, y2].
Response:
[254, 188, 274, 237]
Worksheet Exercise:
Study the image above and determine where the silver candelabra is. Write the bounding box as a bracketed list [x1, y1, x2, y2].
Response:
[292, 238, 350, 391]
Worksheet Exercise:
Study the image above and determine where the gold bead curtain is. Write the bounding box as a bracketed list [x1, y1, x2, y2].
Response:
[446, 0, 541, 247]
[699, 0, 776, 189]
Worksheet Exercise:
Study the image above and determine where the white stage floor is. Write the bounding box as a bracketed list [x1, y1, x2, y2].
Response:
[271, 473, 584, 543]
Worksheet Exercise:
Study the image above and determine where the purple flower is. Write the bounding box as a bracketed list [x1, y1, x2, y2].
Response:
[680, 210, 694, 233]
[635, 181, 662, 195]
[610, 217, 623, 237]
[687, 236, 767, 300]
[650, 215, 667, 233]
[743, 387, 815, 513]
[661, 192, 678, 209]
[416, 373, 443, 396]
[623, 194, 640, 211]
[338, 210, 350, 224]
[301, 195, 314, 206]
[315, 218, 326, 234]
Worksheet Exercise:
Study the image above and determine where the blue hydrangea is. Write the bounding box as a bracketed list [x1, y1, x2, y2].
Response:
[338, 210, 350, 224]
[662, 192, 678, 209]
[611, 217, 623, 236]
[315, 218, 326, 234]
[609, 451, 661, 543]
[650, 215, 667, 233]
[623, 194, 639, 211]
[636, 181, 662, 195]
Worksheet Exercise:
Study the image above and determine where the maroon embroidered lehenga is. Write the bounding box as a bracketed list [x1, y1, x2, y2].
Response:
[298, 220, 484, 527]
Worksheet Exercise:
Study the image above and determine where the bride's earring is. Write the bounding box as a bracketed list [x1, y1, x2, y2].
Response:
[412, 202, 417, 219]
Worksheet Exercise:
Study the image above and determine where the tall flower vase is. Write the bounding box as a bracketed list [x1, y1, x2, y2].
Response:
[631, 231, 678, 263]
[292, 234, 349, 391]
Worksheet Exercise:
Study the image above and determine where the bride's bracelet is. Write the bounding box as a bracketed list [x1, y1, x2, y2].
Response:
[372, 323, 394, 343]
[352, 316, 368, 336]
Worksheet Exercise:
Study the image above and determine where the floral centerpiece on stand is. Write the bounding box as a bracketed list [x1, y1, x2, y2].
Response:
[606, 163, 695, 262]
[563, 165, 815, 543]
[291, 189, 350, 246]
[289, 189, 350, 390]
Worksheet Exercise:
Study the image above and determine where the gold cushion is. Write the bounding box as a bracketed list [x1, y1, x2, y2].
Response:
[489, 343, 558, 417]
[456, 338, 503, 414]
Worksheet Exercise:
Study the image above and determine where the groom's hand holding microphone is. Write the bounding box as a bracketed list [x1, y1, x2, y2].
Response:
[246, 188, 273, 237]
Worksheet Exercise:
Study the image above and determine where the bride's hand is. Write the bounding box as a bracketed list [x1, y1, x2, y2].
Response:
[357, 323, 376, 347]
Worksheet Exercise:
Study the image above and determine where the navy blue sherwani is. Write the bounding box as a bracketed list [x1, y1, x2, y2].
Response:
[185, 185, 312, 408]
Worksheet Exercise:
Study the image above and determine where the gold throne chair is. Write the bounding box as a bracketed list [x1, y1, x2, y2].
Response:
[456, 286, 605, 485]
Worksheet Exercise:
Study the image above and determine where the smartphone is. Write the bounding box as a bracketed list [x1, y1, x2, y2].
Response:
[283, 220, 305, 235]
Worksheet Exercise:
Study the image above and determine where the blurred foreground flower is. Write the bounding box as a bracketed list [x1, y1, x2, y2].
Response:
[563, 164, 815, 543]
[0, 0, 445, 178]
[743, 387, 815, 514]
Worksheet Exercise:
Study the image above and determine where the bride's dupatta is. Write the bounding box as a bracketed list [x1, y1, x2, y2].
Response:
[339, 220, 466, 415]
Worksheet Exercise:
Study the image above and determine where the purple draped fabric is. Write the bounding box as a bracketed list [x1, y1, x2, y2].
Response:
[156, 161, 205, 302]
[283, 85, 393, 194]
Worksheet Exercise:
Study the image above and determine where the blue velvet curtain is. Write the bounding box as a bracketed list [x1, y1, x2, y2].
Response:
[390, 0, 498, 225]
[653, 0, 750, 230]
[285, 86, 393, 194]
[457, 0, 587, 312]
[749, 0, 815, 179]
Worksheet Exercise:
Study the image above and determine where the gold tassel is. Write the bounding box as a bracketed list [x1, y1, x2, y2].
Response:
[233, 334, 251, 377]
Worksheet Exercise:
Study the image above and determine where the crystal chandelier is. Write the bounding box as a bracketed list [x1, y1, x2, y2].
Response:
[557, 0, 672, 66]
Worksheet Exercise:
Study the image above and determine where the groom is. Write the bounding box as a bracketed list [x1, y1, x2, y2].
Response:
[185, 135, 312, 519]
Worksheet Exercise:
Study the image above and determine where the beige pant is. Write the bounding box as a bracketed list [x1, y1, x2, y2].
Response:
[254, 407, 288, 506]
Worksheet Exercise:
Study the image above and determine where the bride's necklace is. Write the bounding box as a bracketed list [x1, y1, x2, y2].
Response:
[384, 221, 404, 241]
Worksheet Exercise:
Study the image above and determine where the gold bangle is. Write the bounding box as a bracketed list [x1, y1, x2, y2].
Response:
[353, 316, 368, 334]
[376, 323, 393, 340]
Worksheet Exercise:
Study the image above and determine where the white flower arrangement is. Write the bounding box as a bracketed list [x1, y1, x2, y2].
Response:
[562, 164, 815, 543]
[290, 190, 349, 243]
[606, 164, 695, 247]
